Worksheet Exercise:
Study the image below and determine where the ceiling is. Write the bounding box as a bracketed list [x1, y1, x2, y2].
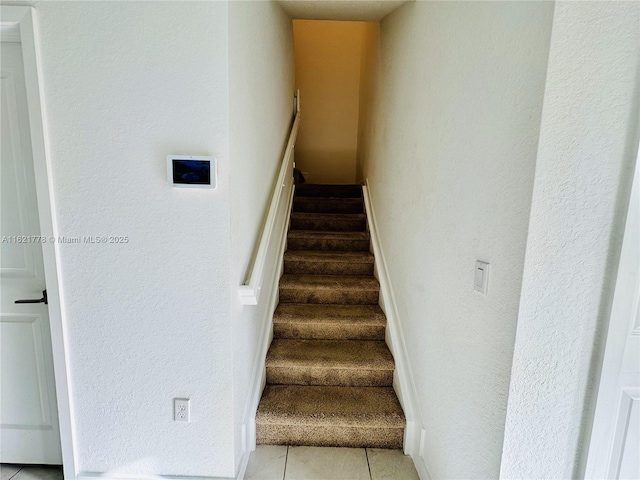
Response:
[277, 0, 410, 21]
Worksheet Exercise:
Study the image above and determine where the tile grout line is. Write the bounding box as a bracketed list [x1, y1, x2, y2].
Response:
[364, 448, 373, 480]
[282, 445, 289, 480]
[7, 466, 24, 480]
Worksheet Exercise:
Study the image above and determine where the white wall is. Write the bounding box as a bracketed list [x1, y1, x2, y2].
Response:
[293, 20, 366, 184]
[501, 2, 640, 478]
[356, 22, 379, 183]
[358, 2, 554, 477]
[228, 1, 294, 474]
[30, 2, 235, 477]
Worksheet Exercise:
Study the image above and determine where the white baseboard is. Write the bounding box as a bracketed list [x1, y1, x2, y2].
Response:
[77, 474, 233, 480]
[363, 180, 431, 480]
[414, 428, 433, 480]
[234, 448, 251, 480]
[76, 452, 251, 480]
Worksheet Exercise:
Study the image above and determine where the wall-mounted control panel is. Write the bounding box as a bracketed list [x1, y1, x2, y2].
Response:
[167, 155, 216, 189]
[474, 261, 490, 295]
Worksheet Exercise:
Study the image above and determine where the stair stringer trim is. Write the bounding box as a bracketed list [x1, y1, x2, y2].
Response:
[363, 180, 432, 480]
[240, 185, 295, 464]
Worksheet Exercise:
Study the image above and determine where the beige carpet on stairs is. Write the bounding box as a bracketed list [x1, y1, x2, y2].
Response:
[255, 183, 405, 448]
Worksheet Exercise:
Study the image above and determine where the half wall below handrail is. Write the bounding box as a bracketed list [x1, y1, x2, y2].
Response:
[239, 91, 300, 305]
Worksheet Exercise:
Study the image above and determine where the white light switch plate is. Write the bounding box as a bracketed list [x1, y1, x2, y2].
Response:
[474, 261, 489, 295]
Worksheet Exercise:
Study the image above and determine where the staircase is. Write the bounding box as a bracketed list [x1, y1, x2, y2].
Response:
[255, 184, 405, 448]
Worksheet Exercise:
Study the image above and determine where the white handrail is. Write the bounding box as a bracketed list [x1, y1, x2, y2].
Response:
[239, 91, 300, 305]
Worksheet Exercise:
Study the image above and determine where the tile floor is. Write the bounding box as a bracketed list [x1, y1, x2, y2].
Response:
[1, 465, 62, 480]
[245, 446, 419, 480]
[2, 446, 419, 480]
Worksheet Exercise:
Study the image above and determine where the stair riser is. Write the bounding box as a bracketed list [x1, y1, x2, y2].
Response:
[287, 236, 370, 252]
[266, 367, 392, 387]
[290, 216, 366, 232]
[284, 260, 373, 276]
[273, 323, 386, 341]
[256, 425, 404, 449]
[279, 288, 379, 305]
[293, 199, 363, 214]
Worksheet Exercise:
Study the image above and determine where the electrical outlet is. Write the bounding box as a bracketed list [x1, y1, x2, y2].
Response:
[174, 398, 190, 422]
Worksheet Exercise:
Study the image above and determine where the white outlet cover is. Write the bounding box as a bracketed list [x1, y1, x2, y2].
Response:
[174, 398, 190, 422]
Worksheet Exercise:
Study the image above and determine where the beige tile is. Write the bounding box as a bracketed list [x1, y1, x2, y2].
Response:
[1, 465, 22, 480]
[285, 446, 370, 480]
[246, 445, 288, 480]
[367, 449, 419, 480]
[12, 466, 62, 480]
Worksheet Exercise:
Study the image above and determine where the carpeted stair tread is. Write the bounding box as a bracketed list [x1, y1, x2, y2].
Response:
[280, 274, 380, 289]
[256, 386, 404, 447]
[266, 339, 394, 386]
[266, 339, 394, 370]
[274, 304, 385, 325]
[284, 250, 374, 264]
[279, 274, 380, 305]
[273, 304, 386, 340]
[290, 212, 366, 232]
[288, 230, 370, 240]
[284, 250, 374, 276]
[257, 385, 405, 427]
[293, 197, 364, 214]
[287, 230, 370, 251]
[295, 184, 363, 199]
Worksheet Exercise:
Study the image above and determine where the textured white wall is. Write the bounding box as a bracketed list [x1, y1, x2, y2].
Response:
[501, 2, 640, 478]
[358, 2, 554, 477]
[293, 20, 365, 184]
[31, 2, 235, 477]
[228, 1, 294, 473]
[356, 22, 379, 184]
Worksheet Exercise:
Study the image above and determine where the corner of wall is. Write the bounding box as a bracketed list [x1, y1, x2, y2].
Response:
[227, 0, 295, 469]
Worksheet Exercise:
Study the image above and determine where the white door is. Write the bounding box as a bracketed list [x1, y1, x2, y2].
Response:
[585, 148, 640, 479]
[0, 40, 62, 464]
